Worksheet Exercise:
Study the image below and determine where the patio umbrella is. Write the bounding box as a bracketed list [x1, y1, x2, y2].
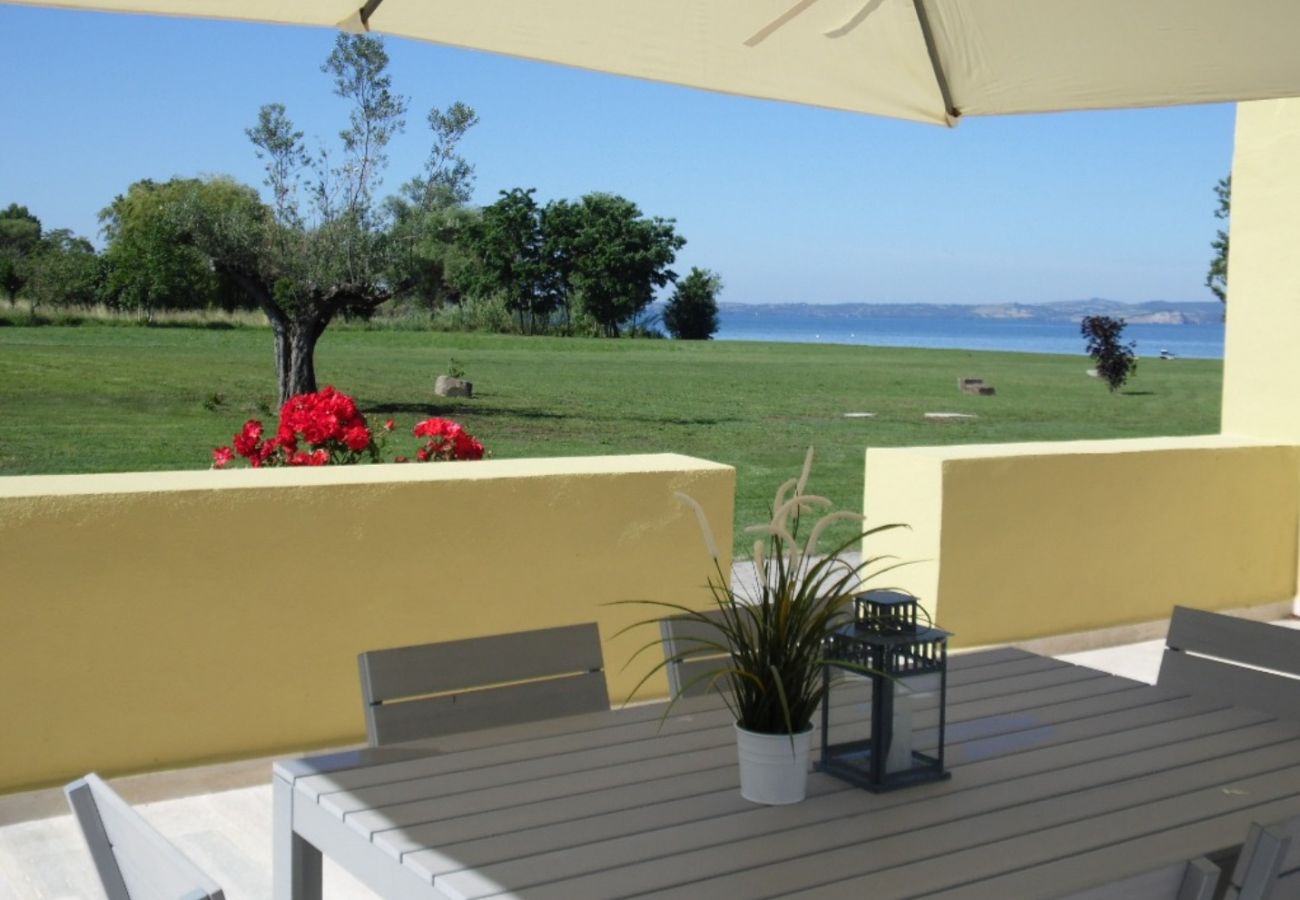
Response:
[10, 0, 1300, 125]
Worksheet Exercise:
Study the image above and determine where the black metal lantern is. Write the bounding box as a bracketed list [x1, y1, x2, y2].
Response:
[817, 590, 951, 792]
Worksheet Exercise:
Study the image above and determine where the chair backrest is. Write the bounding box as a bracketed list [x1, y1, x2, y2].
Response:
[1226, 813, 1300, 900]
[358, 622, 609, 746]
[1058, 856, 1221, 900]
[64, 773, 224, 900]
[660, 609, 732, 698]
[1156, 607, 1300, 720]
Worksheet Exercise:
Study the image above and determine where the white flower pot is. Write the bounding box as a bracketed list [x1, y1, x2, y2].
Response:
[734, 723, 813, 805]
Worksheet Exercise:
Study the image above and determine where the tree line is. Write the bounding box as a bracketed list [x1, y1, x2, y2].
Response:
[1, 35, 721, 402]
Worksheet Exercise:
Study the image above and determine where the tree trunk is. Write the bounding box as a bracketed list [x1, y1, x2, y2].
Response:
[221, 268, 375, 405]
[270, 319, 292, 406]
[222, 269, 292, 404]
[284, 317, 323, 401]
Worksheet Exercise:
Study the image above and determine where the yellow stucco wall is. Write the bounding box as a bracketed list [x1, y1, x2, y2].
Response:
[865, 437, 1298, 647]
[0, 454, 733, 793]
[1222, 98, 1300, 441]
[859, 448, 943, 624]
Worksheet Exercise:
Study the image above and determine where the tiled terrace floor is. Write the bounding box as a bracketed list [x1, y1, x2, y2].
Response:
[3, 616, 1296, 900]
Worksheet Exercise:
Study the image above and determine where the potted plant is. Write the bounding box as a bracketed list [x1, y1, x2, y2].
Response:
[625, 449, 906, 805]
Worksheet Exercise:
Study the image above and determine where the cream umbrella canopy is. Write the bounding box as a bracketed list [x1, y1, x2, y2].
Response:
[10, 0, 1300, 125]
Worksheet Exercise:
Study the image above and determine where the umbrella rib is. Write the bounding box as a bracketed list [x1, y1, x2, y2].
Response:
[745, 0, 820, 47]
[359, 0, 385, 30]
[911, 0, 959, 126]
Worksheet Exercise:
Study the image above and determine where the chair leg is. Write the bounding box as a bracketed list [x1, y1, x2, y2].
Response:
[1177, 856, 1221, 900]
[1227, 823, 1291, 900]
[64, 778, 131, 900]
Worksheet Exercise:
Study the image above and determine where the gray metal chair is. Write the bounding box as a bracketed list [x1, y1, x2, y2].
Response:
[1225, 814, 1300, 900]
[358, 622, 609, 746]
[1156, 606, 1300, 720]
[660, 608, 733, 697]
[64, 773, 224, 900]
[1058, 856, 1221, 900]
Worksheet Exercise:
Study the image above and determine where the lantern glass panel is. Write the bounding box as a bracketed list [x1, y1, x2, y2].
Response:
[818, 591, 951, 792]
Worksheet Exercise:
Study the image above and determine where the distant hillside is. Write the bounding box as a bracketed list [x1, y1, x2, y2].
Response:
[718, 300, 1224, 326]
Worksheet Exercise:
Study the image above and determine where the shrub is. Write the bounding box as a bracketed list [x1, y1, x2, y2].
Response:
[1080, 315, 1137, 392]
[663, 268, 721, 340]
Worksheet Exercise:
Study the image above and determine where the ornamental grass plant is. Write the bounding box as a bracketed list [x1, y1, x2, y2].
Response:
[623, 449, 907, 737]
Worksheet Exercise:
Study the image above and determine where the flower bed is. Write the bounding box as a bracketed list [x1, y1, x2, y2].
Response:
[213, 386, 484, 468]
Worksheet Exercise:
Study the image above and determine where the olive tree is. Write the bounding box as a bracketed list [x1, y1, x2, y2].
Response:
[180, 35, 410, 403]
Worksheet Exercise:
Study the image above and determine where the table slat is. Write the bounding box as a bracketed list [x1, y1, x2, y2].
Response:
[473, 731, 1300, 900]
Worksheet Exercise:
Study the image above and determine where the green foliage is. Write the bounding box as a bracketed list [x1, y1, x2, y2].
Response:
[1206, 175, 1230, 305]
[423, 292, 519, 333]
[246, 104, 309, 228]
[663, 267, 722, 340]
[386, 201, 477, 311]
[384, 102, 480, 311]
[402, 101, 479, 209]
[0, 203, 42, 303]
[446, 357, 466, 379]
[0, 204, 41, 252]
[539, 197, 584, 331]
[1081, 314, 1138, 392]
[24, 229, 102, 314]
[321, 33, 407, 217]
[0, 257, 22, 304]
[563, 193, 684, 337]
[99, 179, 234, 318]
[459, 188, 557, 333]
[170, 177, 275, 277]
[457, 191, 685, 337]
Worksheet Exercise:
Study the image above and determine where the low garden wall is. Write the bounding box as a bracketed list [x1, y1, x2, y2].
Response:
[0, 454, 733, 793]
[863, 436, 1299, 648]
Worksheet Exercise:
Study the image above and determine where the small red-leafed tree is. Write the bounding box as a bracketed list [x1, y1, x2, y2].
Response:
[1081, 315, 1138, 393]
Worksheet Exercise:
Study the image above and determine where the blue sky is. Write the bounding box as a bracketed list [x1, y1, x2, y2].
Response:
[0, 4, 1235, 306]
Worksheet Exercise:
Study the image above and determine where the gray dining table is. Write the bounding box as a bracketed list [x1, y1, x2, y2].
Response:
[272, 646, 1300, 899]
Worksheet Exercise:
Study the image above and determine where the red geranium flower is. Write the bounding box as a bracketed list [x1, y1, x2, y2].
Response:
[233, 420, 264, 458]
[453, 433, 485, 460]
[342, 423, 372, 452]
[214, 389, 481, 468]
[408, 417, 485, 463]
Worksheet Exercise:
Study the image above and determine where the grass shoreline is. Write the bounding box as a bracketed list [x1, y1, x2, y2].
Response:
[0, 325, 1222, 553]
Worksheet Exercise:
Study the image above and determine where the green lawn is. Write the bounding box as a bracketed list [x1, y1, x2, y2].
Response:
[0, 324, 1222, 552]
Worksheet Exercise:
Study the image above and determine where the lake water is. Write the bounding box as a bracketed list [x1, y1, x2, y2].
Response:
[715, 311, 1225, 360]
